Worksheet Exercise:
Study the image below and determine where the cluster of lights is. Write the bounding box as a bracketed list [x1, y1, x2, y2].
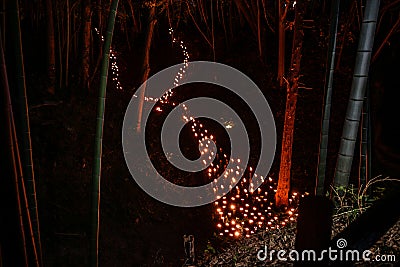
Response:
[94, 27, 122, 90]
[214, 188, 306, 238]
[139, 28, 307, 238]
[143, 28, 190, 106]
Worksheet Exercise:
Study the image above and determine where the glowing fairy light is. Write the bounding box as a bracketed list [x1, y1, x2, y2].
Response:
[94, 27, 122, 90]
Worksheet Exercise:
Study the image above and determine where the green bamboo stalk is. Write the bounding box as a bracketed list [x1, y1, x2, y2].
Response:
[8, 0, 43, 264]
[90, 1, 119, 266]
[315, 0, 340, 196]
[334, 0, 380, 188]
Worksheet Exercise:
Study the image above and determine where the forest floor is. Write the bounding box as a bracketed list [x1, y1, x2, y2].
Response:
[197, 217, 400, 266]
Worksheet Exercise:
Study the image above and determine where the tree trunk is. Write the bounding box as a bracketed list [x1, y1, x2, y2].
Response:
[334, 0, 380, 188]
[46, 0, 56, 94]
[316, 0, 340, 196]
[277, 0, 286, 87]
[82, 0, 92, 91]
[275, 0, 306, 207]
[136, 3, 157, 133]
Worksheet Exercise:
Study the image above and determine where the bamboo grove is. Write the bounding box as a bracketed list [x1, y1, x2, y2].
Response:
[1, 0, 400, 266]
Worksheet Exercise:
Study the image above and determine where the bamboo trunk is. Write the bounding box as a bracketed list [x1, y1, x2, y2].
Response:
[8, 0, 43, 264]
[82, 0, 92, 91]
[315, 0, 340, 196]
[0, 27, 28, 267]
[90, 1, 119, 266]
[66, 0, 70, 89]
[336, 1, 356, 71]
[1, 0, 5, 48]
[11, 112, 40, 267]
[359, 86, 370, 187]
[57, 1, 63, 90]
[275, 0, 306, 207]
[334, 0, 380, 188]
[372, 16, 400, 63]
[46, 0, 56, 94]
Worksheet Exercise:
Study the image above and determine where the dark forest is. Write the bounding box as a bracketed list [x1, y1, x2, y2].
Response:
[1, 0, 400, 266]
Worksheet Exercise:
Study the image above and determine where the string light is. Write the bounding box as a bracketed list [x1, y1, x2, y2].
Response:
[94, 27, 123, 90]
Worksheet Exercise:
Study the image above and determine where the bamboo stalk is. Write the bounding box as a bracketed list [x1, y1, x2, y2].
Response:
[82, 0, 92, 91]
[185, 1, 212, 48]
[90, 1, 119, 266]
[219, 0, 229, 46]
[1, 0, 5, 48]
[66, 0, 70, 89]
[1, 26, 28, 267]
[334, 0, 381, 188]
[210, 0, 215, 60]
[57, 1, 63, 90]
[46, 0, 56, 94]
[372, 16, 400, 63]
[257, 0, 262, 58]
[315, 0, 340, 196]
[8, 0, 43, 264]
[359, 82, 371, 187]
[336, 1, 356, 71]
[11, 101, 40, 267]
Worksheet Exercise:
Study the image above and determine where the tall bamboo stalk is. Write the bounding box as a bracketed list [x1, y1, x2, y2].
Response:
[336, 1, 357, 71]
[1, 0, 5, 48]
[315, 0, 340, 196]
[11, 104, 40, 267]
[256, 0, 262, 58]
[90, 1, 119, 266]
[66, 0, 70, 89]
[82, 0, 92, 91]
[56, 1, 63, 90]
[1, 26, 28, 267]
[8, 0, 43, 264]
[359, 83, 371, 187]
[46, 0, 56, 94]
[334, 0, 380, 188]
